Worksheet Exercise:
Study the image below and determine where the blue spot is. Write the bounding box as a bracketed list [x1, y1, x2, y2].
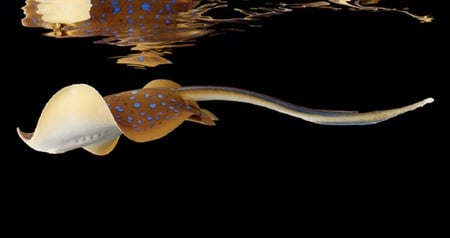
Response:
[146, 116, 153, 121]
[128, 9, 134, 14]
[172, 0, 176, 3]
[149, 103, 156, 109]
[161, 102, 167, 106]
[185, 105, 191, 110]
[149, 121, 155, 127]
[127, 116, 133, 122]
[131, 90, 138, 95]
[165, 19, 171, 25]
[138, 56, 145, 62]
[139, 15, 145, 19]
[145, 93, 150, 99]
[157, 93, 163, 99]
[133, 102, 141, 108]
[115, 105, 124, 112]
[137, 120, 143, 125]
[155, 116, 160, 121]
[111, 0, 119, 5]
[165, 3, 171, 11]
[140, 111, 146, 116]
[171, 98, 176, 102]
[141, 3, 151, 11]
[165, 115, 170, 120]
[112, 6, 121, 14]
[155, 14, 160, 20]
[128, 27, 134, 32]
[174, 109, 179, 113]
[129, 96, 135, 100]
[128, 19, 135, 24]
[135, 127, 141, 132]
[101, 13, 106, 18]
[168, 106, 174, 110]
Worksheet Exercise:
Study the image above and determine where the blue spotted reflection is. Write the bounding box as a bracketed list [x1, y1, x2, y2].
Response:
[21, 0, 432, 68]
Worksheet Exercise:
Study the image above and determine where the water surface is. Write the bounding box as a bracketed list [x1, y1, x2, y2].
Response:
[21, 0, 432, 68]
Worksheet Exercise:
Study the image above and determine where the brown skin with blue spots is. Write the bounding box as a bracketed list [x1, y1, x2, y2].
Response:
[22, 0, 195, 37]
[104, 87, 216, 142]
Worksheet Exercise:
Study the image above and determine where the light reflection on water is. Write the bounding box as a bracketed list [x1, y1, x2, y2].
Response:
[21, 0, 432, 68]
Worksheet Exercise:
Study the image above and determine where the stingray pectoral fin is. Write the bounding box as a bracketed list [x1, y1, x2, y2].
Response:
[17, 84, 120, 154]
[82, 135, 121, 156]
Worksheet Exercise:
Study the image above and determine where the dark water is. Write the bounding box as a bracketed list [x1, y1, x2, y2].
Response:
[4, 1, 446, 231]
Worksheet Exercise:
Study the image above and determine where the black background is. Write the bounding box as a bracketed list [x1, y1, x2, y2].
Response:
[3, 0, 446, 234]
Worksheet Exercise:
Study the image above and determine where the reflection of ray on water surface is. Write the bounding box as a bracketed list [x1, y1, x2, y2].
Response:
[22, 0, 204, 68]
[22, 0, 433, 68]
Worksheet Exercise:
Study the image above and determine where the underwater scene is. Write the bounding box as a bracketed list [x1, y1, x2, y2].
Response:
[8, 1, 443, 161]
[4, 1, 446, 232]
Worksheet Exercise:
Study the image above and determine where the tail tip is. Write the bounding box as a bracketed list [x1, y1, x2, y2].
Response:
[424, 97, 434, 104]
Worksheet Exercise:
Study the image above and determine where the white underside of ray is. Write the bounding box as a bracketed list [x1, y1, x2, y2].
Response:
[17, 84, 121, 155]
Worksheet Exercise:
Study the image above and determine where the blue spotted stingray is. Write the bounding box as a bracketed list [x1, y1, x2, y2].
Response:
[17, 79, 433, 155]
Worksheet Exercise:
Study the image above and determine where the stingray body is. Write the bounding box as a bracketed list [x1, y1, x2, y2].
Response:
[17, 79, 433, 156]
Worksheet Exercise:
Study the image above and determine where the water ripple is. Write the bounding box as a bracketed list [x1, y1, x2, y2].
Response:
[21, 0, 432, 68]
